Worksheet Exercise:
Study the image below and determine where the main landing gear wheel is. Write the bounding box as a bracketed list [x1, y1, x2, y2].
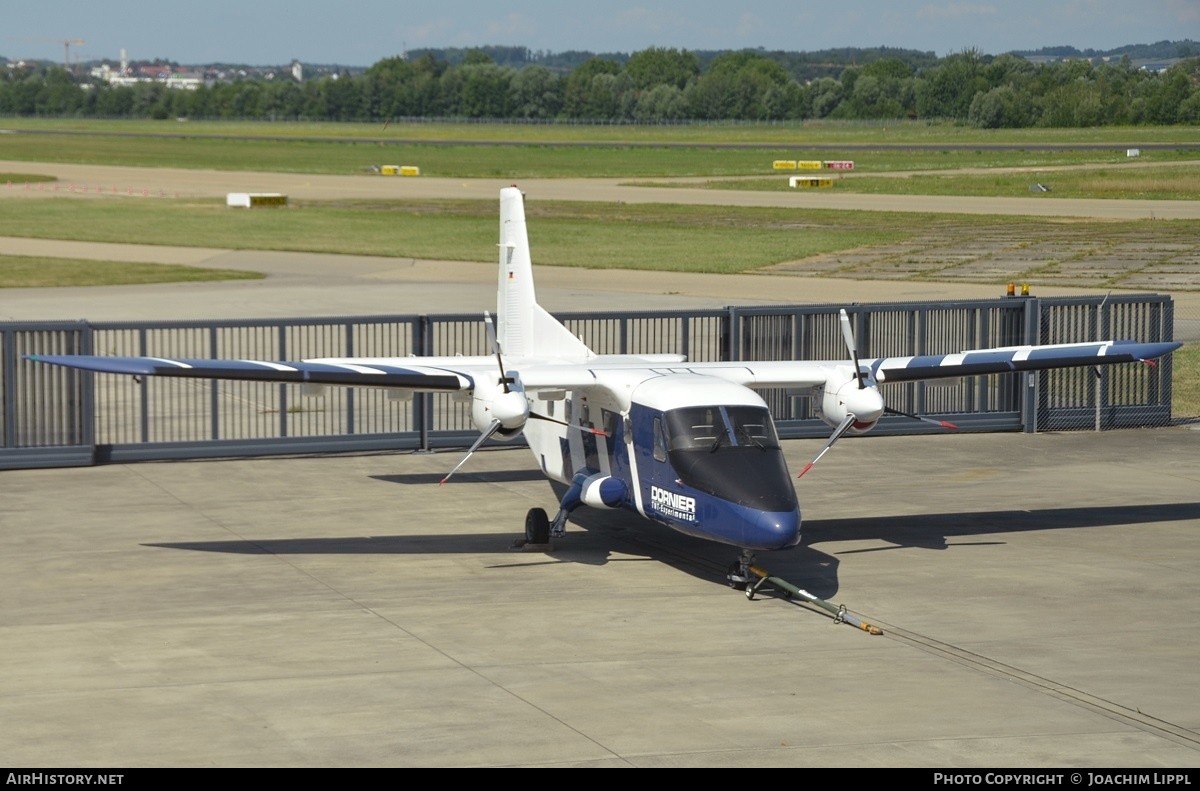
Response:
[525, 507, 551, 545]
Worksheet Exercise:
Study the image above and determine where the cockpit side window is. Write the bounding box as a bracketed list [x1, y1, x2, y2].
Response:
[653, 416, 668, 462]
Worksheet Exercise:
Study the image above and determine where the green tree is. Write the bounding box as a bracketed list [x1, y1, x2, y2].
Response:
[35, 68, 84, 115]
[915, 48, 988, 119]
[809, 77, 844, 118]
[508, 65, 563, 119]
[633, 84, 686, 121]
[459, 63, 514, 118]
[1143, 65, 1194, 124]
[462, 49, 495, 66]
[624, 47, 698, 90]
[690, 52, 794, 119]
[860, 57, 912, 81]
[969, 85, 1034, 128]
[559, 57, 619, 119]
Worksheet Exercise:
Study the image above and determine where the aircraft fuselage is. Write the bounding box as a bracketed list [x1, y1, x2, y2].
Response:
[524, 373, 802, 551]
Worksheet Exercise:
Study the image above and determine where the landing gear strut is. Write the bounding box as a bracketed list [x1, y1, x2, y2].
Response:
[516, 471, 585, 549]
[726, 548, 757, 590]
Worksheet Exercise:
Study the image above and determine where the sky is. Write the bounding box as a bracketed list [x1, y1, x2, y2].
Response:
[5, 1, 1198, 67]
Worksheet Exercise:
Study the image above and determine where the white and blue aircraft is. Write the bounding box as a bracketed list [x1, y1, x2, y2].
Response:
[28, 187, 1182, 588]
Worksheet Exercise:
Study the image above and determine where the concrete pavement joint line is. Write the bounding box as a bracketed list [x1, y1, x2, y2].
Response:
[141, 467, 632, 764]
[614, 510, 1184, 730]
[124, 463, 200, 510]
[882, 626, 1200, 750]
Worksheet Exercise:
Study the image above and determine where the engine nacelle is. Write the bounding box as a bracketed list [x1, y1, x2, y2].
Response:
[814, 368, 884, 435]
[471, 377, 529, 440]
[580, 473, 628, 510]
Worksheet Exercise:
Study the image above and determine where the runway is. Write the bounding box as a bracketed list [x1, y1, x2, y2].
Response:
[2, 429, 1198, 766]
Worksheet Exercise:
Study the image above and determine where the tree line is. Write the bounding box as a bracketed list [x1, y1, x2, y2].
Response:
[3, 47, 1199, 127]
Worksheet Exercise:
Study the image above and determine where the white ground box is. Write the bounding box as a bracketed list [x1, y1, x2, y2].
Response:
[226, 193, 288, 208]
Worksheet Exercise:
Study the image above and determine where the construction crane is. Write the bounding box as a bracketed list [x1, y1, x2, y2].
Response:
[24, 38, 86, 74]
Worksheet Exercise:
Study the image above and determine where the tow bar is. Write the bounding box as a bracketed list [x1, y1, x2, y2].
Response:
[747, 565, 883, 635]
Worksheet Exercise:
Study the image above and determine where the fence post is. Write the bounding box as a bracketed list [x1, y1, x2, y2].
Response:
[1022, 297, 1041, 433]
[1, 327, 14, 449]
[344, 322, 356, 436]
[1095, 297, 1109, 431]
[1159, 298, 1173, 413]
[723, 307, 740, 362]
[277, 323, 289, 438]
[415, 315, 432, 451]
[144, 327, 155, 442]
[79, 322, 95, 450]
[206, 325, 220, 440]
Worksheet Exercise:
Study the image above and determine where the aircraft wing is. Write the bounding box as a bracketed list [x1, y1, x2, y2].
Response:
[24, 354, 486, 392]
[867, 340, 1181, 383]
[25, 339, 1180, 395]
[553, 340, 1179, 391]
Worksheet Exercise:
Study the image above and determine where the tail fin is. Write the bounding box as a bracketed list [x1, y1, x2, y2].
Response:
[497, 187, 593, 360]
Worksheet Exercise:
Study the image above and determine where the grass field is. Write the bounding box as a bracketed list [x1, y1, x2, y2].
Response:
[2, 172, 56, 184]
[6, 117, 1200, 146]
[3, 120, 1199, 182]
[686, 163, 1200, 200]
[0, 254, 263, 287]
[0, 197, 930, 273]
[1174, 342, 1200, 418]
[2, 195, 1196, 287]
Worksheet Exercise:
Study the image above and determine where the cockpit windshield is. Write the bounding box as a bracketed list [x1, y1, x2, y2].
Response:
[664, 405, 781, 453]
[662, 405, 795, 512]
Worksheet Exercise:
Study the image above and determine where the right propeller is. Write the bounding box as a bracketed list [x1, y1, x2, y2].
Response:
[798, 309, 956, 478]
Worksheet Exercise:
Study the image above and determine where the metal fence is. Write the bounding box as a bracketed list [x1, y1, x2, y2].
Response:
[0, 294, 1179, 470]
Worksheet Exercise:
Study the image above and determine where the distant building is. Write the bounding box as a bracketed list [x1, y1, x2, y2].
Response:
[164, 72, 203, 90]
[89, 54, 207, 90]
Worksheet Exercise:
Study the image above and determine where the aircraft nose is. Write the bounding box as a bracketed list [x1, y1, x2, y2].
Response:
[744, 507, 801, 550]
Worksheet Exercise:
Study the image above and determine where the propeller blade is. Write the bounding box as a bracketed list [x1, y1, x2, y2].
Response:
[440, 420, 505, 485]
[527, 411, 608, 436]
[838, 309, 866, 390]
[883, 406, 958, 430]
[797, 414, 856, 478]
[483, 311, 516, 393]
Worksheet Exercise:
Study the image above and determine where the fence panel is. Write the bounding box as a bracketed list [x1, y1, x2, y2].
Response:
[0, 295, 1181, 470]
[0, 322, 93, 468]
[1036, 296, 1174, 430]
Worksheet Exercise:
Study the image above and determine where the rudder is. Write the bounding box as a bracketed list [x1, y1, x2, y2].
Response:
[497, 187, 592, 361]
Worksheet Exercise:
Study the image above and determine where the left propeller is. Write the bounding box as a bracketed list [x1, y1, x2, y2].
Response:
[440, 313, 605, 485]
